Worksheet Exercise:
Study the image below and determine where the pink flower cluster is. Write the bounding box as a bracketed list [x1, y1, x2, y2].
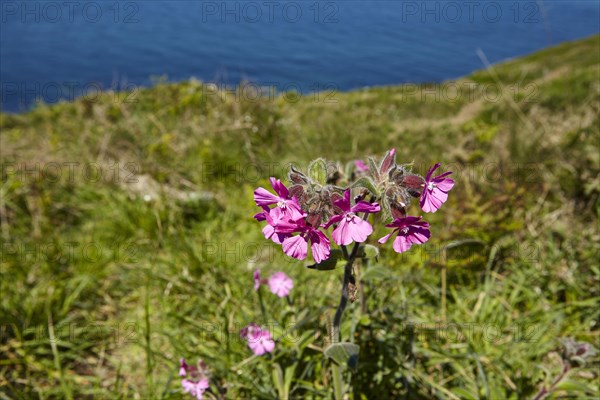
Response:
[254, 157, 454, 261]
[240, 323, 275, 356]
[254, 269, 294, 297]
[254, 178, 331, 263]
[179, 358, 210, 400]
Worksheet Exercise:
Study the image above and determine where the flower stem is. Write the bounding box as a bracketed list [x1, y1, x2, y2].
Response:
[257, 288, 268, 324]
[333, 243, 359, 342]
[330, 244, 359, 400]
[330, 197, 375, 399]
[532, 362, 570, 400]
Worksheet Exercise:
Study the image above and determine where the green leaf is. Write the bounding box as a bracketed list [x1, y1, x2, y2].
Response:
[308, 158, 328, 185]
[307, 249, 343, 271]
[283, 363, 296, 399]
[350, 177, 379, 196]
[450, 388, 478, 400]
[272, 363, 285, 399]
[358, 244, 379, 259]
[324, 342, 360, 369]
[554, 379, 595, 393]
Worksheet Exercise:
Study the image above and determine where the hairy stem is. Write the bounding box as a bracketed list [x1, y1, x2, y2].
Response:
[332, 197, 376, 342]
[533, 362, 570, 400]
[330, 196, 376, 399]
[257, 287, 268, 323]
[331, 246, 358, 400]
[333, 243, 360, 342]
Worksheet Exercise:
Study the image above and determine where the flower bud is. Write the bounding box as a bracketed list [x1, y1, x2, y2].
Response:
[400, 174, 425, 197]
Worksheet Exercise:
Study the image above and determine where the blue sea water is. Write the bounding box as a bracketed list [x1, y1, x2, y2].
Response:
[1, 0, 599, 112]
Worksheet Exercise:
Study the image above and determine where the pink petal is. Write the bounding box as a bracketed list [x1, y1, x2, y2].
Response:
[310, 231, 330, 263]
[254, 211, 267, 221]
[433, 171, 453, 180]
[351, 201, 381, 214]
[179, 358, 188, 377]
[240, 323, 261, 340]
[197, 378, 209, 390]
[262, 338, 275, 353]
[392, 235, 413, 253]
[420, 191, 443, 213]
[324, 214, 344, 229]
[283, 201, 306, 221]
[269, 208, 298, 233]
[434, 178, 455, 192]
[432, 188, 449, 203]
[425, 163, 441, 181]
[270, 178, 289, 198]
[348, 217, 373, 243]
[182, 379, 195, 393]
[254, 187, 279, 206]
[282, 235, 308, 260]
[378, 232, 393, 244]
[263, 224, 282, 244]
[333, 190, 351, 212]
[248, 340, 266, 356]
[332, 217, 351, 246]
[409, 228, 430, 244]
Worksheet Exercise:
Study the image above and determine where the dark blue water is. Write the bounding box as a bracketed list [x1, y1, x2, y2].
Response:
[1, 1, 599, 112]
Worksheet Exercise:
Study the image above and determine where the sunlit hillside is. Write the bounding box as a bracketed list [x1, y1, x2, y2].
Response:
[1, 35, 599, 399]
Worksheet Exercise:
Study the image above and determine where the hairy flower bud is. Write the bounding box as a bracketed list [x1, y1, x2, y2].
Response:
[561, 337, 598, 366]
[383, 186, 411, 220]
[399, 174, 425, 198]
[379, 148, 397, 176]
[287, 165, 343, 226]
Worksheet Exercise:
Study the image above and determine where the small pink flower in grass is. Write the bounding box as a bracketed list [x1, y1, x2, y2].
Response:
[354, 159, 369, 172]
[253, 269, 261, 290]
[378, 216, 431, 253]
[248, 329, 275, 356]
[420, 163, 454, 213]
[179, 358, 188, 377]
[179, 358, 209, 400]
[241, 324, 276, 355]
[268, 272, 294, 297]
[182, 378, 209, 400]
[240, 323, 261, 340]
[253, 269, 269, 290]
[324, 190, 380, 246]
[254, 178, 305, 221]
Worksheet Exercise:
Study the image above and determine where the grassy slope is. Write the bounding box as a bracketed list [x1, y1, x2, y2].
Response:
[1, 35, 599, 399]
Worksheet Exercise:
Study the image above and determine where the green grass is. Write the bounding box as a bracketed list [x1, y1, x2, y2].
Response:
[1, 35, 599, 399]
